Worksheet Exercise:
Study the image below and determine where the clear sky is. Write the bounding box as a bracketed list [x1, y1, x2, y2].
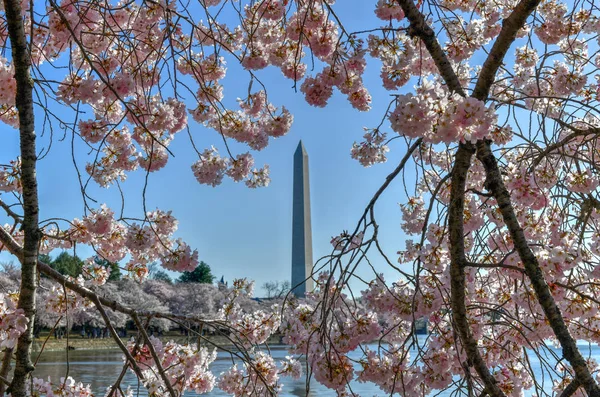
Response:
[0, 2, 417, 295]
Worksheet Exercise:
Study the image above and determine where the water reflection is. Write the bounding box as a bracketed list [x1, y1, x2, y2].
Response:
[288, 384, 313, 397]
[32, 348, 339, 397]
[34, 350, 139, 394]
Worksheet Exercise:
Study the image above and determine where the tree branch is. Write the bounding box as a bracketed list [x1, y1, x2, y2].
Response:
[107, 323, 146, 397]
[132, 313, 177, 397]
[0, 199, 22, 223]
[472, 0, 543, 100]
[465, 262, 525, 273]
[0, 224, 25, 257]
[448, 143, 506, 397]
[558, 379, 581, 397]
[394, 0, 465, 95]
[90, 295, 145, 381]
[531, 121, 600, 168]
[476, 140, 600, 396]
[0, 348, 12, 395]
[0, 375, 10, 386]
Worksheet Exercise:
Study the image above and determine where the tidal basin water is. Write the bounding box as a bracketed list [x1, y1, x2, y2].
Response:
[31, 340, 600, 396]
[33, 346, 372, 397]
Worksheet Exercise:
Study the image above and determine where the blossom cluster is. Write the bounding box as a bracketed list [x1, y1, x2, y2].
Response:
[227, 308, 282, 348]
[44, 277, 92, 315]
[191, 149, 271, 188]
[114, 282, 301, 397]
[280, 274, 383, 393]
[7, 205, 201, 293]
[218, 353, 302, 397]
[31, 377, 93, 397]
[0, 0, 300, 190]
[389, 81, 502, 145]
[375, 136, 600, 395]
[330, 231, 365, 252]
[0, 292, 28, 349]
[81, 259, 112, 286]
[219, 352, 280, 396]
[350, 130, 389, 167]
[76, 207, 196, 278]
[0, 0, 597, 188]
[128, 338, 217, 396]
[0, 159, 21, 193]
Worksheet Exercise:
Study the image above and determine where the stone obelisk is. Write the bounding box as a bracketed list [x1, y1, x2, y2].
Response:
[291, 141, 314, 296]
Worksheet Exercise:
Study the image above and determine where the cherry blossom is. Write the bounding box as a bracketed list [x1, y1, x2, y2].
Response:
[0, 292, 28, 349]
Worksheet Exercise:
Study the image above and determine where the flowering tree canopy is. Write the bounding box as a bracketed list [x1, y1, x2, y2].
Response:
[1, 0, 600, 396]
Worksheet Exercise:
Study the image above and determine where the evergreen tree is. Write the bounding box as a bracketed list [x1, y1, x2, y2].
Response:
[50, 252, 84, 277]
[178, 261, 214, 284]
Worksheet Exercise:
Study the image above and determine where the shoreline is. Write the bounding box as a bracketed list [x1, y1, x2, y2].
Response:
[32, 334, 286, 352]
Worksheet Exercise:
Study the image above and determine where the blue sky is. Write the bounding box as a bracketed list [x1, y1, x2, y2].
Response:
[0, 1, 417, 295]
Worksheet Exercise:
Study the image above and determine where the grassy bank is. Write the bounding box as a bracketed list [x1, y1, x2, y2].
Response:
[32, 334, 285, 352]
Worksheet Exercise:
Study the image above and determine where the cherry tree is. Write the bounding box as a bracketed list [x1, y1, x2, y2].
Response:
[0, 0, 599, 396]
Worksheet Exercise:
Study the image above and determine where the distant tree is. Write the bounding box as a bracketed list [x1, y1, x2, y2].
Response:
[0, 263, 19, 293]
[178, 261, 214, 284]
[168, 283, 222, 317]
[38, 254, 52, 267]
[153, 271, 172, 284]
[99, 280, 171, 331]
[262, 280, 291, 299]
[142, 279, 175, 303]
[50, 252, 84, 277]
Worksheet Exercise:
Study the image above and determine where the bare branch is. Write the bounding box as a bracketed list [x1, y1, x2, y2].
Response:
[472, 0, 543, 100]
[0, 199, 22, 223]
[465, 262, 525, 273]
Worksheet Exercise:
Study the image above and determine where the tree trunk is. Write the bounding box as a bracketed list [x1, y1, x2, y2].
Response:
[3, 0, 39, 394]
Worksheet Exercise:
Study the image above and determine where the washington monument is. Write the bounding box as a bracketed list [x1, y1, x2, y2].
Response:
[291, 141, 314, 296]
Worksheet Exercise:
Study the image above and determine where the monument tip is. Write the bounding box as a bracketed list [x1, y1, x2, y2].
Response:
[295, 140, 307, 155]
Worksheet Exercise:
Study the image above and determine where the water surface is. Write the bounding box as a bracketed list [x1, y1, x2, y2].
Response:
[31, 340, 600, 396]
